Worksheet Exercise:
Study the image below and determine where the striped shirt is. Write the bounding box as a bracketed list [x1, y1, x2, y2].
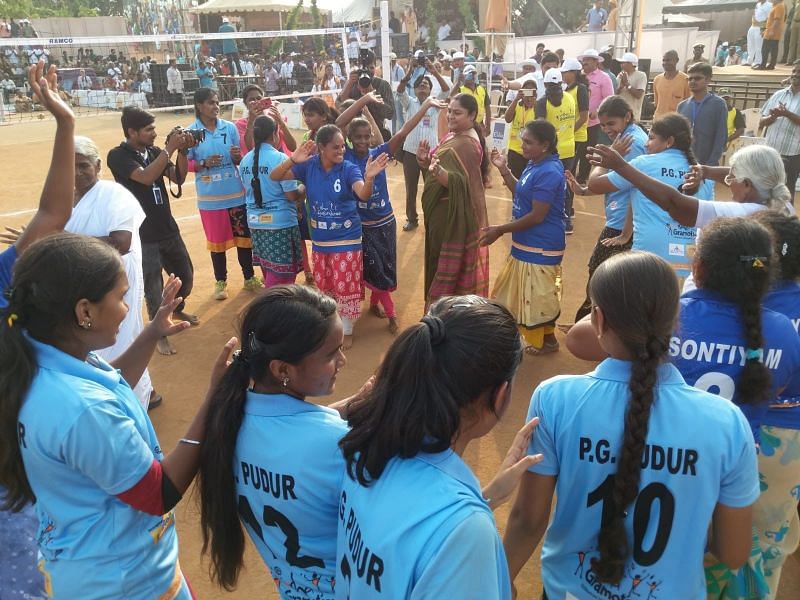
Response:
[761, 86, 800, 156]
[399, 93, 445, 154]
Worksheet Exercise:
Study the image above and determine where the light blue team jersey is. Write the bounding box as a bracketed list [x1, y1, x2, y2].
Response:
[607, 148, 708, 277]
[604, 124, 648, 230]
[529, 358, 759, 600]
[291, 156, 363, 253]
[672, 288, 800, 438]
[511, 154, 565, 266]
[18, 338, 186, 599]
[239, 143, 299, 230]
[235, 392, 348, 600]
[336, 450, 511, 599]
[344, 143, 395, 227]
[186, 117, 246, 210]
[762, 281, 800, 428]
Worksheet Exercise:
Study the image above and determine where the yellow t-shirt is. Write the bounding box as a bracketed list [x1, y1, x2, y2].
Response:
[543, 93, 577, 159]
[565, 85, 588, 143]
[652, 72, 690, 118]
[460, 84, 487, 125]
[727, 107, 737, 139]
[507, 103, 536, 155]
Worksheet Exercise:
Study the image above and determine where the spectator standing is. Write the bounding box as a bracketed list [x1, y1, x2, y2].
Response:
[279, 53, 295, 92]
[653, 50, 690, 118]
[107, 107, 198, 356]
[264, 59, 279, 94]
[787, 3, 800, 64]
[586, 0, 608, 32]
[684, 42, 709, 71]
[338, 50, 395, 141]
[747, 0, 773, 66]
[756, 0, 786, 69]
[77, 69, 92, 90]
[677, 63, 728, 195]
[760, 61, 800, 202]
[389, 11, 401, 33]
[454, 64, 491, 135]
[607, 0, 618, 30]
[166, 58, 183, 106]
[196, 58, 214, 88]
[719, 88, 746, 146]
[781, 0, 796, 63]
[219, 17, 243, 76]
[575, 49, 613, 183]
[616, 52, 646, 120]
[437, 19, 452, 41]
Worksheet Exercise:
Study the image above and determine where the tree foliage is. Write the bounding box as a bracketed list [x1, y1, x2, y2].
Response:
[512, 0, 588, 36]
[0, 0, 123, 19]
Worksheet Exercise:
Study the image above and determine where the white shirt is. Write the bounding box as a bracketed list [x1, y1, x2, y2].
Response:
[166, 66, 183, 93]
[243, 61, 256, 76]
[279, 60, 294, 79]
[437, 23, 451, 41]
[617, 69, 647, 120]
[418, 24, 429, 41]
[140, 79, 152, 93]
[77, 75, 92, 90]
[754, 1, 773, 23]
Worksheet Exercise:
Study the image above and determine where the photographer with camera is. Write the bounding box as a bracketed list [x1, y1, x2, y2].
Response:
[338, 49, 395, 141]
[107, 107, 199, 358]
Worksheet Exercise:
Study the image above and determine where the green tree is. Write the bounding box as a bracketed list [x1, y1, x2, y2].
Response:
[0, 0, 122, 18]
[512, 0, 588, 36]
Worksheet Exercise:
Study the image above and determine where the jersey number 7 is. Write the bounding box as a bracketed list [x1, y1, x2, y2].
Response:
[238, 495, 325, 569]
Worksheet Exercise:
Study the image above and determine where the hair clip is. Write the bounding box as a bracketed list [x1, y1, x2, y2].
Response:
[745, 348, 764, 362]
[782, 242, 789, 257]
[738, 255, 767, 268]
[6, 313, 18, 328]
[232, 350, 250, 366]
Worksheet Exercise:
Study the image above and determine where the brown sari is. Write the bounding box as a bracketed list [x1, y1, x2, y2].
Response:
[421, 131, 490, 303]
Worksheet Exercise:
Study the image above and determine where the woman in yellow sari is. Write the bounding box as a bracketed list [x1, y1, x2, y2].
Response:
[416, 93, 490, 305]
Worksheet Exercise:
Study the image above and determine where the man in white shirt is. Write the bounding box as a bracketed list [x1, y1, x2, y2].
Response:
[264, 60, 279, 93]
[279, 55, 295, 89]
[347, 30, 361, 60]
[1, 75, 16, 103]
[616, 52, 647, 120]
[243, 56, 256, 76]
[418, 23, 429, 44]
[166, 59, 183, 104]
[437, 20, 451, 41]
[746, 0, 773, 66]
[367, 24, 378, 49]
[77, 69, 93, 91]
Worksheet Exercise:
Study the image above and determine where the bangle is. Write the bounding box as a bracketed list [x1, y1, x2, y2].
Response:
[179, 438, 201, 446]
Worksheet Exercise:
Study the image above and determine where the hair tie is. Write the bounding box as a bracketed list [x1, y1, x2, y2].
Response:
[232, 350, 250, 366]
[2, 286, 13, 301]
[739, 255, 767, 268]
[6, 313, 18, 328]
[782, 242, 789, 257]
[421, 315, 446, 346]
[745, 348, 764, 362]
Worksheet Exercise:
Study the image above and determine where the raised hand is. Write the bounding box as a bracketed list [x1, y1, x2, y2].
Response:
[150, 275, 192, 339]
[364, 152, 390, 178]
[481, 418, 544, 510]
[292, 140, 317, 163]
[416, 139, 431, 167]
[611, 134, 633, 157]
[423, 97, 448, 110]
[29, 59, 74, 123]
[587, 144, 626, 171]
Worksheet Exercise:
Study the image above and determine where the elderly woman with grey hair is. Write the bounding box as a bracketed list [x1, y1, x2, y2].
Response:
[64, 136, 163, 409]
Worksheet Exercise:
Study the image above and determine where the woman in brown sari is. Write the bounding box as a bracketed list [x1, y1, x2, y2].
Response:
[416, 93, 490, 304]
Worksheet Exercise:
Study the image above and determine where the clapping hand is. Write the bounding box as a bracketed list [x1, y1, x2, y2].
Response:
[364, 153, 390, 178]
[479, 225, 502, 247]
[0, 225, 24, 245]
[490, 147, 507, 171]
[565, 171, 588, 196]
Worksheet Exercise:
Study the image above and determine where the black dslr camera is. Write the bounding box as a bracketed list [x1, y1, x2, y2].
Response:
[168, 126, 205, 144]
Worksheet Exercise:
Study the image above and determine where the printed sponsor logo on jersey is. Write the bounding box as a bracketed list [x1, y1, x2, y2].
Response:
[668, 243, 685, 257]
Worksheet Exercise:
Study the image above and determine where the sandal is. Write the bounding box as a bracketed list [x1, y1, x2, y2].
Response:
[524, 342, 560, 356]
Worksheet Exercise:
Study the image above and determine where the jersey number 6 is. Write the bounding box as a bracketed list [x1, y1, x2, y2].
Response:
[238, 495, 325, 569]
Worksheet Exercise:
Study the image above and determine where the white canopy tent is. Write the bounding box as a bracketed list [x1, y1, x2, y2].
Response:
[191, 0, 373, 24]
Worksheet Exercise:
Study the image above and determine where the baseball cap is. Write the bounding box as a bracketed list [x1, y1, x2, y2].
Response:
[452, 51, 465, 60]
[560, 57, 583, 72]
[718, 87, 732, 97]
[389, 52, 397, 60]
[577, 49, 604, 62]
[463, 64, 477, 74]
[693, 42, 705, 49]
[621, 52, 638, 65]
[222, 17, 230, 23]
[721, 41, 729, 47]
[520, 58, 539, 69]
[543, 68, 563, 84]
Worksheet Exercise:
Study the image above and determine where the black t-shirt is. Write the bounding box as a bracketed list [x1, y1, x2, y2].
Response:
[107, 143, 179, 243]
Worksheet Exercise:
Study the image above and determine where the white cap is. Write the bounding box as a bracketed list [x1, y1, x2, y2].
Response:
[599, 44, 613, 54]
[721, 41, 729, 47]
[543, 68, 563, 84]
[452, 51, 465, 60]
[520, 58, 538, 69]
[577, 48, 604, 62]
[693, 42, 705, 49]
[620, 52, 638, 65]
[389, 52, 397, 60]
[222, 17, 230, 23]
[463, 64, 477, 74]
[560, 57, 583, 72]
[416, 50, 426, 59]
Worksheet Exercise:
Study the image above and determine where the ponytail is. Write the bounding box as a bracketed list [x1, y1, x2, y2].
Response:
[651, 113, 697, 166]
[250, 116, 277, 209]
[587, 252, 679, 584]
[339, 296, 522, 486]
[199, 285, 338, 590]
[0, 233, 123, 511]
[694, 217, 773, 405]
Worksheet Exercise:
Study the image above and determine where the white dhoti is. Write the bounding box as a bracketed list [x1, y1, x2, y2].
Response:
[747, 25, 765, 65]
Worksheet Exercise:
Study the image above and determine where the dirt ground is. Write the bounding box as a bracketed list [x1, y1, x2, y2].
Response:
[0, 112, 797, 598]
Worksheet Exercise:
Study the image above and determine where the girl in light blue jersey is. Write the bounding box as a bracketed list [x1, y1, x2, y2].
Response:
[585, 113, 705, 278]
[749, 210, 800, 599]
[506, 251, 758, 600]
[568, 95, 648, 321]
[240, 116, 305, 288]
[198, 285, 366, 599]
[336, 296, 542, 599]
[0, 233, 224, 599]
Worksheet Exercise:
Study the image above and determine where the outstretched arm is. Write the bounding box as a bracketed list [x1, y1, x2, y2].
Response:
[15, 61, 75, 254]
[387, 97, 447, 156]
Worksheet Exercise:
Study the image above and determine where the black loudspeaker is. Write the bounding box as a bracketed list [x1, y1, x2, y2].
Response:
[391, 33, 409, 56]
[638, 58, 651, 81]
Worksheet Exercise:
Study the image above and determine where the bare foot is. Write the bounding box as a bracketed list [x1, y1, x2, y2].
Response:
[157, 337, 176, 355]
[173, 310, 200, 326]
[343, 334, 354, 350]
[370, 304, 387, 318]
[388, 317, 399, 334]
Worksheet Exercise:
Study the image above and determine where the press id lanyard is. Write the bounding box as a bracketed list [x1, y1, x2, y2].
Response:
[142, 149, 165, 206]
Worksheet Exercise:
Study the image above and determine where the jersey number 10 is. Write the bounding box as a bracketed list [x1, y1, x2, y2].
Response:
[587, 475, 675, 566]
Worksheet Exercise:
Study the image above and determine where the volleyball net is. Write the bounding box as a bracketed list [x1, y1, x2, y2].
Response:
[0, 27, 351, 124]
